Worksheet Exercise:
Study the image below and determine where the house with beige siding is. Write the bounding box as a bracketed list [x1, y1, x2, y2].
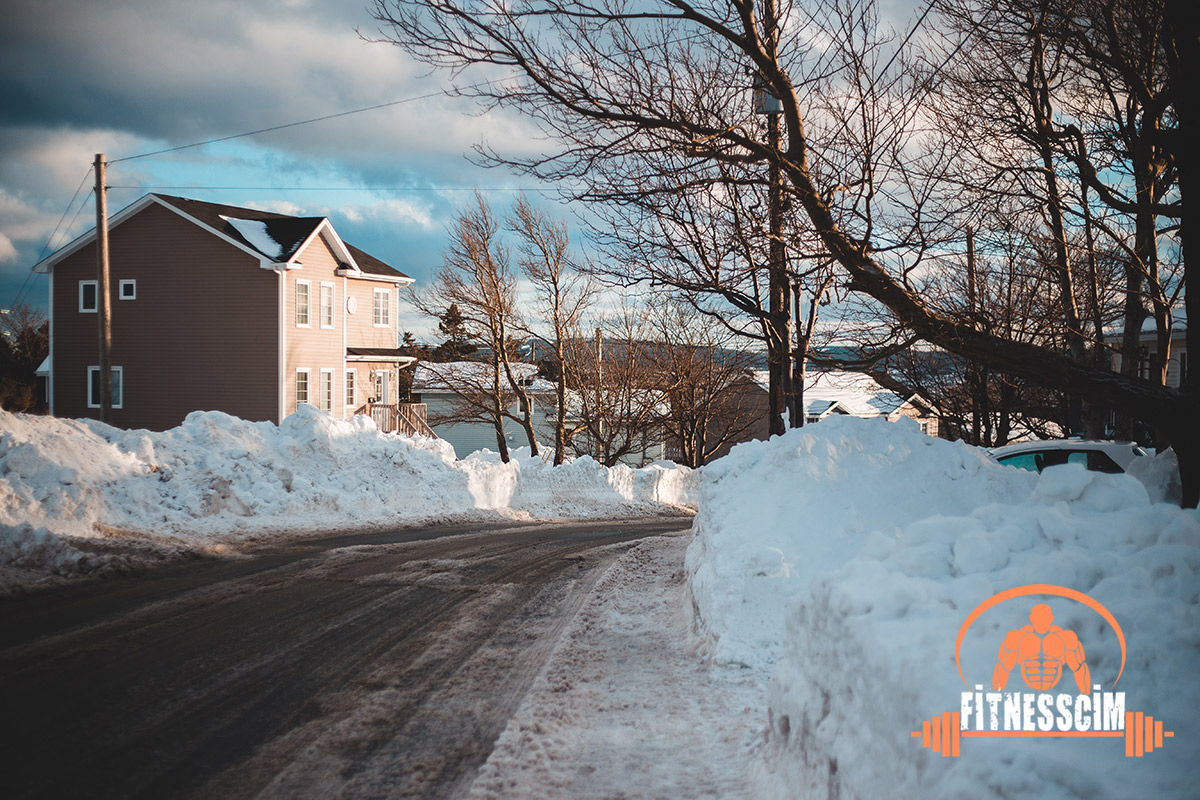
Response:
[33, 193, 430, 435]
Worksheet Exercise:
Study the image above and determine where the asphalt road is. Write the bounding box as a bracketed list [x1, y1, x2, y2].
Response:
[0, 516, 692, 800]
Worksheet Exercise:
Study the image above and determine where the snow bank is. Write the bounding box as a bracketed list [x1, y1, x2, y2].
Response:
[686, 416, 1200, 799]
[0, 407, 694, 593]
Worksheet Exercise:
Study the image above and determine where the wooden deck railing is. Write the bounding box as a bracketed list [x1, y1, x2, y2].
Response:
[355, 402, 437, 438]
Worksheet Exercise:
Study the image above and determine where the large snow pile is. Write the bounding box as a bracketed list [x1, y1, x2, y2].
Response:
[0, 406, 694, 593]
[686, 416, 1200, 799]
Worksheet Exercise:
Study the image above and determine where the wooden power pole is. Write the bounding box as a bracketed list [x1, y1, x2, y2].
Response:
[95, 154, 113, 423]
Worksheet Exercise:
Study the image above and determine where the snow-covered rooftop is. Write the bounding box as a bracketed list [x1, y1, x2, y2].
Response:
[752, 369, 915, 418]
[413, 361, 558, 394]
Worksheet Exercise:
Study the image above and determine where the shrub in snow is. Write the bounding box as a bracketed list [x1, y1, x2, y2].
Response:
[686, 416, 1200, 799]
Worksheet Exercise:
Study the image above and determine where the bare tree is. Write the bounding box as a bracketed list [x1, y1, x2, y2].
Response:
[369, 0, 1196, 505]
[415, 192, 541, 460]
[564, 305, 670, 467]
[509, 194, 597, 464]
[652, 300, 761, 466]
[0, 304, 49, 413]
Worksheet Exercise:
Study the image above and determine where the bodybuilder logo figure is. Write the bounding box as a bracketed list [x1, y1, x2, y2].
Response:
[992, 603, 1091, 693]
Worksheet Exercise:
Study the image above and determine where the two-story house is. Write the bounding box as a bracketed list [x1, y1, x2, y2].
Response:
[33, 193, 430, 434]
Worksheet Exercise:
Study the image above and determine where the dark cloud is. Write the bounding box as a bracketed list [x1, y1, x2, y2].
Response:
[0, 0, 545, 314]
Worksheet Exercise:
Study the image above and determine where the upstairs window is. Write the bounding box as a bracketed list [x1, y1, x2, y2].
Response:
[320, 283, 335, 329]
[373, 288, 391, 327]
[119, 279, 136, 300]
[296, 281, 311, 327]
[79, 280, 98, 313]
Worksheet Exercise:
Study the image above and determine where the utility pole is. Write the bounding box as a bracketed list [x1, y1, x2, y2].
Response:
[755, 0, 790, 436]
[595, 326, 604, 460]
[95, 153, 113, 423]
[793, 279, 804, 427]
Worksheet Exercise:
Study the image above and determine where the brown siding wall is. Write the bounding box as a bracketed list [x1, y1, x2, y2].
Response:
[51, 202, 278, 430]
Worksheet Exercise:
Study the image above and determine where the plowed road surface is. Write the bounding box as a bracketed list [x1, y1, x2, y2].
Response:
[0, 517, 691, 799]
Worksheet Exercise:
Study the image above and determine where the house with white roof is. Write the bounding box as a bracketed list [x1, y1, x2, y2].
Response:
[795, 370, 940, 435]
[413, 361, 559, 457]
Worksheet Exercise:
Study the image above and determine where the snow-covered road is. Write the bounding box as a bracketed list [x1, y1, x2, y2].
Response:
[469, 531, 770, 798]
[0, 517, 696, 800]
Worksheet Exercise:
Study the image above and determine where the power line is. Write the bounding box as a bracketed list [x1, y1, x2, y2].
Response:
[108, 79, 506, 165]
[12, 169, 95, 308]
[106, 185, 539, 192]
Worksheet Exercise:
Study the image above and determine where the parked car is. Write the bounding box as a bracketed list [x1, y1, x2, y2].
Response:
[987, 439, 1150, 474]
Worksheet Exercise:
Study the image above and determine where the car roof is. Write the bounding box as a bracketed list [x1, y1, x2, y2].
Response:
[987, 439, 1144, 467]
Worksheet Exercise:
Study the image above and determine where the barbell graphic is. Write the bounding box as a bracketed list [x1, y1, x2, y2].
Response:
[910, 711, 1174, 758]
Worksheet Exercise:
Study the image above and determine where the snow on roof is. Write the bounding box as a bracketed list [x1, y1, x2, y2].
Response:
[752, 369, 913, 419]
[413, 361, 557, 393]
[220, 216, 283, 260]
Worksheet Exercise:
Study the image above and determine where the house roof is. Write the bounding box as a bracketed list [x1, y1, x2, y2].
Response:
[752, 369, 931, 420]
[347, 347, 417, 365]
[413, 361, 558, 393]
[32, 193, 412, 283]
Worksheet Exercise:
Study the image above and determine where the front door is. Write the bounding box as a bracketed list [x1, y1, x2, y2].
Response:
[373, 370, 390, 404]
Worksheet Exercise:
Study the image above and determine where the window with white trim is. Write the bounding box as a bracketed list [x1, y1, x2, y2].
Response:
[87, 366, 123, 408]
[319, 369, 334, 413]
[296, 369, 311, 406]
[345, 370, 356, 409]
[79, 280, 98, 313]
[296, 280, 311, 327]
[373, 288, 391, 327]
[320, 282, 335, 329]
[118, 279, 136, 300]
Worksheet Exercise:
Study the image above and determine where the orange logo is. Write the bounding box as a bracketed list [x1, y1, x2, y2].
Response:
[911, 584, 1173, 759]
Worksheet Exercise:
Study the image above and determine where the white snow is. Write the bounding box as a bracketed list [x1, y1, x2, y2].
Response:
[414, 361, 558, 394]
[221, 215, 284, 259]
[469, 533, 768, 799]
[0, 406, 695, 594]
[753, 369, 915, 419]
[686, 415, 1200, 798]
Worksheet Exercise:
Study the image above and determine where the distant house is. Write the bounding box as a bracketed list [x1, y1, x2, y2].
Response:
[413, 361, 558, 457]
[693, 369, 940, 460]
[796, 370, 940, 435]
[1111, 322, 1188, 388]
[33, 193, 431, 435]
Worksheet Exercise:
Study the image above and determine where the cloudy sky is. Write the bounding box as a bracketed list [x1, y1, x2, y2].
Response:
[0, 0, 553, 335]
[0, 0, 920, 337]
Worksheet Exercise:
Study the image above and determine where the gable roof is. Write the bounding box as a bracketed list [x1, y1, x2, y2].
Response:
[33, 193, 412, 283]
[751, 369, 934, 420]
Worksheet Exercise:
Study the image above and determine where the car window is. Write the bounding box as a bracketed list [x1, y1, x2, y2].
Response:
[1083, 450, 1124, 473]
[996, 453, 1040, 472]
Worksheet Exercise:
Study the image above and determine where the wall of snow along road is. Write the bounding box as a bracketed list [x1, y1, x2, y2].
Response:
[0, 406, 694, 592]
[685, 416, 1200, 799]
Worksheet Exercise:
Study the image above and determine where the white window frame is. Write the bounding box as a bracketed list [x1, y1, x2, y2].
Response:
[86, 366, 123, 409]
[373, 288, 391, 328]
[79, 280, 98, 313]
[320, 282, 335, 329]
[345, 369, 356, 409]
[296, 368, 311, 407]
[372, 369, 390, 404]
[118, 279, 136, 300]
[296, 280, 311, 327]
[319, 368, 334, 413]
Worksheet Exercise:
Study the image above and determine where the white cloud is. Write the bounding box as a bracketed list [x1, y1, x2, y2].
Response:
[0, 231, 17, 263]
